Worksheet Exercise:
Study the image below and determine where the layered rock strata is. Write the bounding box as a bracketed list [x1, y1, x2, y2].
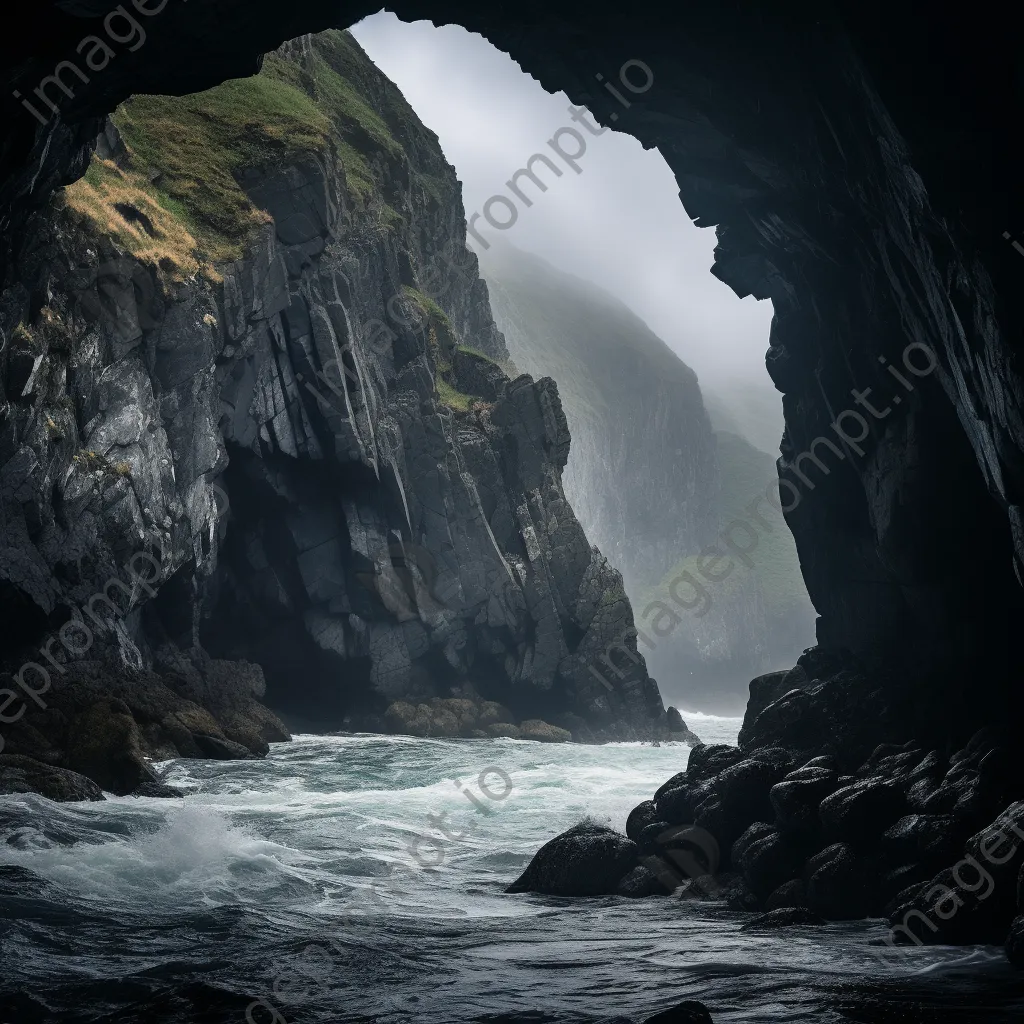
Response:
[0, 30, 685, 801]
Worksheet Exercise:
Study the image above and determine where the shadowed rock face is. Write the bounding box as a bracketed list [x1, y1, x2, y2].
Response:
[2, 0, 1020, 756]
[0, 29, 679, 787]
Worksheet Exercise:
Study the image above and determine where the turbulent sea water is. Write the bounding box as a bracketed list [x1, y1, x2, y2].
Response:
[2, 710, 1023, 1023]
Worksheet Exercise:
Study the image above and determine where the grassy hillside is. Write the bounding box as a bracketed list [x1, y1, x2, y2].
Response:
[65, 31, 446, 278]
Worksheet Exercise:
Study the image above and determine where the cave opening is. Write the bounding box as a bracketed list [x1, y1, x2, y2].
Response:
[349, 11, 816, 717]
[3, 4, 1024, 1015]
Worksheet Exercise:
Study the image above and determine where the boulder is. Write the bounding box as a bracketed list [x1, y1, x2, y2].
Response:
[733, 824, 806, 900]
[626, 799, 661, 841]
[66, 698, 171, 795]
[0, 755, 105, 802]
[805, 843, 868, 919]
[685, 744, 745, 784]
[654, 771, 688, 800]
[766, 878, 807, 910]
[715, 756, 790, 822]
[477, 701, 515, 727]
[742, 907, 825, 930]
[771, 766, 838, 833]
[486, 722, 522, 739]
[819, 779, 906, 845]
[641, 822, 721, 881]
[193, 734, 259, 760]
[656, 784, 697, 824]
[880, 814, 965, 869]
[615, 861, 675, 898]
[738, 669, 796, 747]
[636, 820, 675, 851]
[507, 822, 637, 896]
[519, 719, 572, 743]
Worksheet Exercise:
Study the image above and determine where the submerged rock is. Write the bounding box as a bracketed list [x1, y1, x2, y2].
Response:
[742, 907, 826, 930]
[642, 1001, 715, 1023]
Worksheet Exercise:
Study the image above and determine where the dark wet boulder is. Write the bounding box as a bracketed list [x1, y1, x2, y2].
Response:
[732, 821, 775, 863]
[766, 878, 807, 910]
[66, 698, 182, 796]
[654, 771, 689, 801]
[740, 688, 817, 751]
[615, 860, 675, 898]
[715, 758, 783, 824]
[885, 864, 996, 945]
[507, 822, 637, 896]
[880, 814, 966, 869]
[876, 862, 933, 906]
[805, 843, 869, 919]
[642, 1000, 715, 1023]
[685, 744, 746, 784]
[0, 755, 105, 802]
[918, 766, 1006, 827]
[771, 766, 839, 833]
[656, 784, 697, 824]
[519, 719, 573, 743]
[1007, 915, 1024, 968]
[802, 755, 837, 771]
[626, 799, 661, 841]
[733, 824, 806, 900]
[693, 795, 751, 857]
[637, 820, 675, 852]
[193, 734, 260, 760]
[962, 802, 1024, 910]
[742, 907, 825, 929]
[819, 779, 905, 845]
[856, 740, 921, 778]
[738, 669, 797, 747]
[132, 776, 186, 798]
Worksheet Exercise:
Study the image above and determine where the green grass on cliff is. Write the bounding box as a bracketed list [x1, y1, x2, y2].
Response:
[66, 31, 418, 273]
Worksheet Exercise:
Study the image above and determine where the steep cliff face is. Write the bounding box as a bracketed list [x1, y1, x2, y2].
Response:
[479, 244, 815, 711]
[1, 1, 1021, 775]
[478, 243, 719, 592]
[0, 30, 679, 795]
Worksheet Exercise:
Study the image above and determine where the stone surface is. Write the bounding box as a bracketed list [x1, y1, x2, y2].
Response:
[0, 754, 105, 802]
[0, 31, 696, 802]
[506, 822, 638, 897]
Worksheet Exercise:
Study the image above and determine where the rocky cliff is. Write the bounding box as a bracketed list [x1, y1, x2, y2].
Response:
[478, 243, 719, 593]
[0, 30, 687, 798]
[479, 244, 815, 711]
[1, 0, 1022, 963]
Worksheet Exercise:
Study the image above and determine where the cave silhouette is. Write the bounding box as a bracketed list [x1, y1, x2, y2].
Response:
[1, 2, 1020, 739]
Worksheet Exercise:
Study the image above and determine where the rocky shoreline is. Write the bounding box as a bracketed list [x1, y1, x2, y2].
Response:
[509, 646, 1024, 968]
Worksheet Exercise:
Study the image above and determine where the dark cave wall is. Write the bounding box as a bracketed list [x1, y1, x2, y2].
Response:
[1, 1, 1022, 746]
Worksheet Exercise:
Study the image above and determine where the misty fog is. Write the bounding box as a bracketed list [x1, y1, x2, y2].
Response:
[352, 12, 782, 454]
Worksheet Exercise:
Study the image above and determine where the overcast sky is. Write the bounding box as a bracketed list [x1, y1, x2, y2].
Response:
[351, 13, 779, 439]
